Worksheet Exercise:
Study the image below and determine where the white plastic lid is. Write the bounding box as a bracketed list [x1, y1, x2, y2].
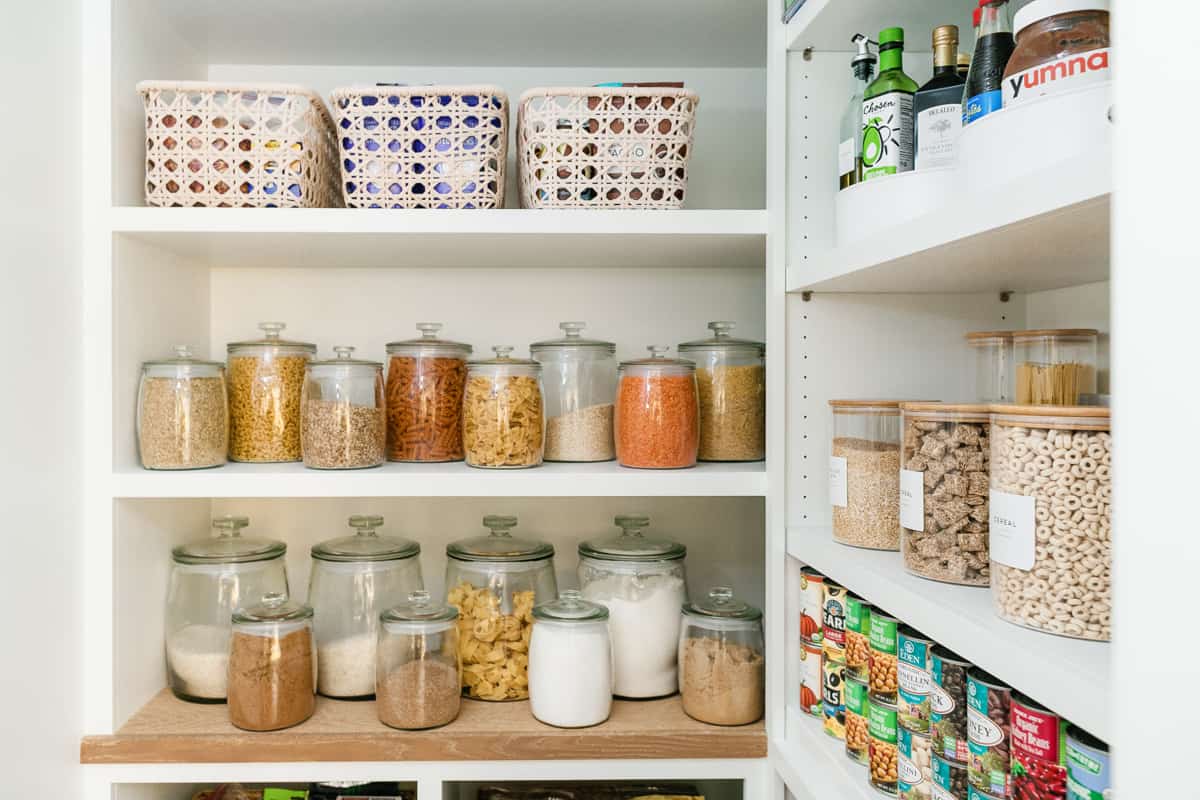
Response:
[1014, 0, 1109, 36]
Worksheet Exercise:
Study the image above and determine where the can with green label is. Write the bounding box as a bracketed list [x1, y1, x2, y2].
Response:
[898, 626, 935, 734]
[845, 674, 870, 766]
[869, 608, 899, 704]
[869, 697, 900, 796]
[1065, 726, 1110, 800]
[845, 593, 872, 681]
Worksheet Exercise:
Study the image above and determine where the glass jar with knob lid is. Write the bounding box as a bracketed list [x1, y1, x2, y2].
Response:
[445, 514, 558, 701]
[165, 516, 288, 702]
[137, 344, 228, 470]
[530, 322, 616, 463]
[578, 514, 688, 698]
[227, 592, 316, 731]
[463, 346, 545, 469]
[529, 590, 613, 728]
[385, 322, 472, 463]
[678, 586, 765, 726]
[677, 321, 766, 462]
[377, 590, 462, 730]
[615, 345, 699, 469]
[307, 515, 423, 698]
[227, 321, 316, 463]
[301, 345, 386, 470]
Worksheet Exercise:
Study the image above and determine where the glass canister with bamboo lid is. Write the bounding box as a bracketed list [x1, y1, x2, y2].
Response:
[1012, 329, 1098, 406]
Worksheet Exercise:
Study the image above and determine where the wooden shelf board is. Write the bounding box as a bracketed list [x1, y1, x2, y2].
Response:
[81, 689, 766, 764]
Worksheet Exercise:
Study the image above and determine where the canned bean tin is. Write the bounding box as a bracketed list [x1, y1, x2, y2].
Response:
[823, 655, 846, 739]
[899, 727, 933, 800]
[898, 626, 935, 734]
[845, 593, 872, 681]
[932, 753, 969, 800]
[966, 788, 1006, 800]
[845, 675, 870, 766]
[868, 698, 900, 795]
[967, 669, 1012, 798]
[1065, 726, 1110, 800]
[931, 646, 971, 763]
[1010, 693, 1068, 800]
[869, 608, 899, 703]
[800, 566, 825, 644]
[823, 582, 848, 662]
[799, 639, 823, 717]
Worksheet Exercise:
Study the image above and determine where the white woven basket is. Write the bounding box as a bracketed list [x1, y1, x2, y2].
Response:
[137, 80, 341, 208]
[330, 85, 508, 209]
[517, 87, 699, 209]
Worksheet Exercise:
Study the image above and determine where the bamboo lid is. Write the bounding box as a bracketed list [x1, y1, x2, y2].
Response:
[1012, 329, 1099, 340]
[900, 401, 990, 417]
[990, 404, 1110, 431]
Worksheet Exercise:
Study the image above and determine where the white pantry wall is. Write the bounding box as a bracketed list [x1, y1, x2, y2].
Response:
[0, 0, 84, 792]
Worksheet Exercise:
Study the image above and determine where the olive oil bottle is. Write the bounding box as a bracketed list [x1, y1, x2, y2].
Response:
[838, 34, 876, 190]
[861, 27, 918, 182]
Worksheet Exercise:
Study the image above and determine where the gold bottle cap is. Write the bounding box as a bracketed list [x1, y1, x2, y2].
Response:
[933, 24, 959, 47]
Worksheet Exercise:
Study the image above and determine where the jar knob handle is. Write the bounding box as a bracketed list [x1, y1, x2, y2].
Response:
[614, 514, 650, 538]
[408, 589, 431, 607]
[262, 591, 286, 608]
[492, 345, 514, 360]
[559, 321, 586, 338]
[416, 322, 443, 339]
[708, 586, 734, 606]
[708, 321, 735, 338]
[559, 589, 583, 607]
[647, 344, 669, 359]
[258, 321, 286, 339]
[212, 515, 249, 538]
[349, 514, 383, 536]
[173, 344, 194, 359]
[333, 345, 355, 360]
[483, 514, 518, 537]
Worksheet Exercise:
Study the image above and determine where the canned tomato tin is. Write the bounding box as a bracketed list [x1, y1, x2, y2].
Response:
[823, 582, 848, 662]
[1011, 693, 1067, 800]
[845, 675, 870, 766]
[868, 697, 900, 796]
[800, 566, 825, 644]
[967, 669, 1012, 798]
[899, 727, 933, 800]
[869, 608, 899, 703]
[1065, 726, 1110, 800]
[823, 655, 846, 740]
[845, 593, 872, 681]
[898, 626, 935, 734]
[932, 753, 969, 800]
[799, 639, 823, 717]
[931, 646, 971, 763]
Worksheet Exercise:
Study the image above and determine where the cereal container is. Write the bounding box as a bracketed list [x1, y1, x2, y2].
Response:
[830, 400, 908, 550]
[869, 608, 899, 703]
[530, 322, 617, 462]
[1065, 726, 1110, 800]
[1012, 330, 1099, 406]
[800, 639, 823, 716]
[845, 675, 870, 766]
[844, 593, 872, 681]
[615, 346, 699, 469]
[821, 581, 847, 663]
[869, 697, 900, 795]
[227, 322, 316, 462]
[897, 627, 935, 734]
[931, 646, 972, 764]
[822, 656, 846, 740]
[967, 669, 1012, 798]
[965, 331, 1014, 403]
[678, 587, 765, 726]
[1010, 694, 1068, 800]
[384, 323, 472, 462]
[676, 321, 766, 462]
[301, 346, 386, 469]
[463, 346, 545, 469]
[227, 592, 316, 732]
[444, 515, 558, 700]
[799, 567, 825, 644]
[900, 403, 991, 586]
[933, 754, 970, 799]
[137, 345, 228, 470]
[377, 591, 462, 730]
[899, 728, 934, 800]
[989, 406, 1111, 641]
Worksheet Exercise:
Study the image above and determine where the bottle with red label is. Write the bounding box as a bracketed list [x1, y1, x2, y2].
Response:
[1002, 0, 1111, 108]
[963, 0, 1015, 125]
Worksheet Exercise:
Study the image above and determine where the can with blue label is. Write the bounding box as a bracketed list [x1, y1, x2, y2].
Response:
[932, 753, 968, 799]
[1065, 725, 1110, 800]
[897, 626, 934, 734]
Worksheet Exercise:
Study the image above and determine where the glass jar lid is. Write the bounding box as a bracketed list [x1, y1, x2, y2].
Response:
[618, 345, 695, 376]
[467, 345, 543, 376]
[307, 345, 383, 376]
[232, 591, 313, 624]
[530, 322, 616, 354]
[677, 321, 765, 357]
[381, 590, 459, 625]
[965, 330, 1015, 346]
[683, 586, 763, 622]
[386, 322, 473, 359]
[1011, 328, 1099, 344]
[578, 514, 686, 562]
[311, 515, 420, 563]
[446, 514, 554, 563]
[533, 589, 609, 623]
[142, 345, 224, 378]
[227, 321, 316, 356]
[172, 516, 287, 565]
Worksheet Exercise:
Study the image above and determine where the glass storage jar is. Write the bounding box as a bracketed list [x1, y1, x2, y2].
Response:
[227, 592, 316, 731]
[227, 321, 316, 462]
[137, 345, 228, 470]
[578, 514, 688, 698]
[677, 321, 766, 462]
[463, 346, 545, 468]
[385, 323, 472, 462]
[165, 516, 289, 702]
[445, 515, 558, 700]
[965, 331, 1014, 403]
[377, 590, 462, 730]
[530, 322, 617, 462]
[900, 403, 992, 586]
[529, 590, 613, 728]
[830, 400, 914, 551]
[1013, 329, 1099, 406]
[615, 346, 699, 469]
[307, 515, 423, 698]
[989, 405, 1111, 641]
[301, 346, 385, 469]
[678, 587, 764, 726]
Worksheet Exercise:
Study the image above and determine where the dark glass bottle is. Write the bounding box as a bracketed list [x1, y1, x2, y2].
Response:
[915, 25, 966, 171]
[963, 0, 1014, 125]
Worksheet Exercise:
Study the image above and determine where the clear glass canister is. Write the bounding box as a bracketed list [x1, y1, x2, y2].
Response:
[445, 515, 558, 700]
[377, 590, 462, 730]
[463, 346, 545, 468]
[137, 345, 228, 469]
[677, 321, 766, 462]
[227, 321, 316, 462]
[227, 592, 316, 731]
[578, 514, 688, 698]
[165, 516, 289, 702]
[530, 322, 617, 462]
[301, 346, 385, 469]
[965, 330, 1014, 403]
[307, 515, 423, 698]
[529, 590, 613, 728]
[900, 402, 991, 586]
[678, 586, 765, 726]
[615, 346, 699, 469]
[830, 400, 911, 550]
[1013, 329, 1099, 406]
[384, 323, 472, 462]
[989, 405, 1111, 641]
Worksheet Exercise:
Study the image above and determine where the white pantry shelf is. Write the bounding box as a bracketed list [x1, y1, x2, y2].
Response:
[774, 707, 874, 800]
[787, 527, 1110, 741]
[785, 0, 970, 53]
[110, 207, 767, 269]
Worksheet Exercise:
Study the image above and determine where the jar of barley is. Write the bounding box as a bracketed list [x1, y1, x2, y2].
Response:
[227, 322, 316, 462]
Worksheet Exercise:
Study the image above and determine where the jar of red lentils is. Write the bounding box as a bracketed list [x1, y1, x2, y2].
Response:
[614, 346, 699, 469]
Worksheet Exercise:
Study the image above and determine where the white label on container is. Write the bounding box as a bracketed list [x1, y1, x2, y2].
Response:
[989, 490, 1036, 570]
[900, 469, 925, 531]
[862, 91, 914, 180]
[830, 456, 848, 508]
[932, 785, 956, 800]
[1002, 48, 1110, 106]
[838, 137, 855, 177]
[898, 754, 924, 786]
[915, 102, 961, 170]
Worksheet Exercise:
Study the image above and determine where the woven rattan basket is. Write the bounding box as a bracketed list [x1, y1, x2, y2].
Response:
[138, 80, 341, 208]
[517, 87, 699, 209]
[330, 85, 508, 209]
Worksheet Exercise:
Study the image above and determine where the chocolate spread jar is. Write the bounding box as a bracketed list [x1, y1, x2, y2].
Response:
[1002, 0, 1110, 107]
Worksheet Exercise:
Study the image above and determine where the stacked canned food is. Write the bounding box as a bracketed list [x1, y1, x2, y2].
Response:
[799, 567, 825, 718]
[822, 580, 848, 740]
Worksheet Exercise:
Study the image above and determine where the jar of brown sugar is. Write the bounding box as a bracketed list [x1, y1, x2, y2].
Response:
[228, 592, 316, 731]
[678, 586, 764, 726]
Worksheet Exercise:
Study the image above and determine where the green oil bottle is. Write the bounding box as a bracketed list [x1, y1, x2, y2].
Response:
[861, 27, 919, 182]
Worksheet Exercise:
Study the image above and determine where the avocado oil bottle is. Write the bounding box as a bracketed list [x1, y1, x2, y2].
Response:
[861, 26, 918, 182]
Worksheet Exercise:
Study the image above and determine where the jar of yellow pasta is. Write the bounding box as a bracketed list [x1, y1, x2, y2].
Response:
[463, 346, 545, 468]
[444, 515, 558, 701]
